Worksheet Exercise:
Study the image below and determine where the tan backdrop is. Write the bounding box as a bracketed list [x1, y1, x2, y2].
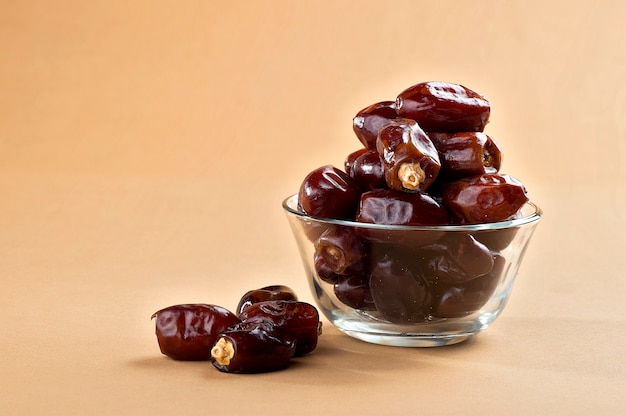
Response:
[1, 1, 625, 414]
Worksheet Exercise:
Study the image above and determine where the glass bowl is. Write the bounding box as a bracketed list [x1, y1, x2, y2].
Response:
[282, 194, 542, 347]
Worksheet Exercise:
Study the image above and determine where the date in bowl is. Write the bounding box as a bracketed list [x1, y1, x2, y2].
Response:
[282, 194, 542, 347]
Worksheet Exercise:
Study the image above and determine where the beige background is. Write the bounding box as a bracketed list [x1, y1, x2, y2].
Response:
[1, 0, 625, 414]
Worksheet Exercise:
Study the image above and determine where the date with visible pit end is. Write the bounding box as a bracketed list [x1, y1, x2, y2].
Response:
[152, 286, 322, 374]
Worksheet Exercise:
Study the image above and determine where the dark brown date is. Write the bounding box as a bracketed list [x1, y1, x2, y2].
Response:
[471, 226, 519, 251]
[345, 148, 386, 191]
[428, 132, 502, 180]
[376, 119, 441, 192]
[369, 253, 431, 324]
[356, 189, 449, 226]
[344, 148, 368, 176]
[152, 304, 240, 361]
[236, 285, 298, 315]
[352, 100, 399, 149]
[314, 251, 342, 283]
[314, 226, 367, 276]
[396, 81, 490, 133]
[298, 165, 360, 220]
[211, 325, 295, 373]
[238, 300, 321, 356]
[334, 273, 376, 311]
[356, 189, 449, 247]
[442, 173, 529, 224]
[417, 233, 494, 284]
[431, 254, 505, 318]
[300, 221, 334, 244]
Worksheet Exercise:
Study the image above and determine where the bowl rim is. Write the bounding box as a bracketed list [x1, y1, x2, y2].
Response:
[282, 194, 542, 231]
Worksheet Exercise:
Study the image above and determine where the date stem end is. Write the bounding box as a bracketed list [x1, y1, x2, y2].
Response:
[211, 337, 235, 366]
[398, 163, 426, 190]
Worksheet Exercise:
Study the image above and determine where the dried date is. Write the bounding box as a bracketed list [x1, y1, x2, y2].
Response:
[356, 189, 449, 226]
[345, 148, 386, 191]
[369, 253, 431, 324]
[211, 325, 296, 373]
[431, 254, 506, 318]
[352, 100, 399, 149]
[428, 132, 502, 180]
[396, 81, 490, 132]
[298, 165, 360, 220]
[417, 233, 494, 284]
[356, 189, 448, 247]
[442, 173, 529, 224]
[238, 300, 321, 356]
[376, 119, 441, 192]
[334, 273, 376, 311]
[314, 226, 367, 276]
[152, 304, 240, 361]
[236, 285, 298, 315]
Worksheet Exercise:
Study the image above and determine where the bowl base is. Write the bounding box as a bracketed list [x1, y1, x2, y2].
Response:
[331, 315, 490, 347]
[338, 327, 474, 347]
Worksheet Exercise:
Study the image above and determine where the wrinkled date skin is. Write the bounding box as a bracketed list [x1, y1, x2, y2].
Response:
[314, 226, 368, 276]
[428, 132, 502, 180]
[289, 80, 537, 332]
[396, 81, 491, 133]
[431, 254, 506, 318]
[356, 189, 449, 226]
[471, 227, 519, 251]
[417, 233, 494, 284]
[345, 149, 386, 191]
[236, 285, 298, 316]
[298, 165, 360, 220]
[314, 251, 343, 284]
[376, 119, 441, 192]
[238, 300, 321, 356]
[352, 100, 399, 149]
[356, 189, 449, 247]
[369, 253, 431, 324]
[344, 148, 368, 176]
[211, 325, 296, 373]
[152, 304, 241, 361]
[442, 173, 529, 224]
[334, 272, 376, 311]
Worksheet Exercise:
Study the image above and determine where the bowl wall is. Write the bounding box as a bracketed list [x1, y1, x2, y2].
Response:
[283, 194, 542, 347]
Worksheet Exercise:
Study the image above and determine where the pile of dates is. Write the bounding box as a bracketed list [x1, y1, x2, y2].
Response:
[152, 285, 321, 373]
[297, 81, 530, 324]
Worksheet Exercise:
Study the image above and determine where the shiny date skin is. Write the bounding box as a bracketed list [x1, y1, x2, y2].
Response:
[314, 226, 368, 276]
[298, 165, 360, 220]
[356, 189, 449, 247]
[376, 119, 441, 192]
[396, 81, 491, 133]
[471, 226, 519, 251]
[356, 189, 449, 226]
[428, 132, 502, 180]
[152, 304, 240, 361]
[431, 254, 505, 318]
[345, 148, 386, 191]
[334, 272, 376, 311]
[236, 285, 298, 315]
[211, 324, 296, 373]
[314, 251, 342, 284]
[352, 100, 399, 149]
[344, 148, 368, 176]
[442, 173, 529, 224]
[238, 300, 321, 356]
[369, 253, 431, 324]
[417, 233, 494, 284]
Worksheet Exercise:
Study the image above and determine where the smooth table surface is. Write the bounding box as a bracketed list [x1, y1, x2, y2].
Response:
[1, 1, 625, 414]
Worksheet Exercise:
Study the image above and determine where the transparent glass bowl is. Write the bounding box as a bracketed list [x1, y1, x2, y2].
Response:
[283, 194, 542, 347]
